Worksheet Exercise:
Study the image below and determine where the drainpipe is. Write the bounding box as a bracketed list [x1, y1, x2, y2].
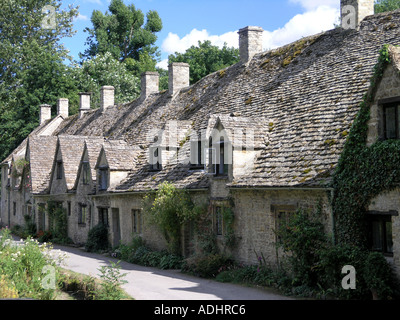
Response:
[330, 189, 336, 245]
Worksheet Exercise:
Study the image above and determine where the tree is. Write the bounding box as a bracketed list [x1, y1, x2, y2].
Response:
[82, 0, 162, 69]
[168, 41, 240, 85]
[375, 0, 400, 13]
[0, 0, 79, 161]
[73, 52, 140, 111]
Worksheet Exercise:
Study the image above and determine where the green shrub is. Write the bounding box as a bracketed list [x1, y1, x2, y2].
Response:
[23, 214, 37, 238]
[276, 207, 328, 288]
[85, 224, 109, 253]
[183, 254, 233, 278]
[0, 228, 66, 300]
[363, 252, 396, 300]
[37, 230, 53, 243]
[159, 254, 183, 270]
[96, 261, 128, 300]
[317, 243, 369, 299]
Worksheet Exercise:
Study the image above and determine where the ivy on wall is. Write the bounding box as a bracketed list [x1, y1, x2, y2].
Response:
[331, 44, 400, 246]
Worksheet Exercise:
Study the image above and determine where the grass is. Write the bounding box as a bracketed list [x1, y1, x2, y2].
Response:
[0, 227, 132, 300]
[56, 268, 133, 300]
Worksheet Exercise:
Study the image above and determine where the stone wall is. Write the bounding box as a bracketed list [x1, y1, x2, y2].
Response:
[231, 189, 332, 265]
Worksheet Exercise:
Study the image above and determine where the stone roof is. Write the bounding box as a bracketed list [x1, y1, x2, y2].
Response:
[97, 140, 142, 171]
[27, 136, 58, 194]
[56, 136, 88, 190]
[11, 10, 400, 192]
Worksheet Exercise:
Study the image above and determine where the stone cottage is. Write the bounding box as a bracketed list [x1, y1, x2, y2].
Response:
[2, 0, 400, 276]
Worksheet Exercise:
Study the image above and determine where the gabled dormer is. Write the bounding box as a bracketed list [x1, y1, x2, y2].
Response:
[95, 140, 140, 192]
[49, 136, 86, 195]
[206, 118, 232, 178]
[367, 45, 400, 147]
[95, 147, 109, 192]
[74, 138, 105, 192]
[204, 115, 266, 179]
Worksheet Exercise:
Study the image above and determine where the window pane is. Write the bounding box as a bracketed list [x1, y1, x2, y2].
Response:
[386, 221, 394, 254]
[372, 221, 383, 251]
[385, 106, 397, 139]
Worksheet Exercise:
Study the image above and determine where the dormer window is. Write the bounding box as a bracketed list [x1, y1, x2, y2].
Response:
[150, 146, 162, 171]
[56, 160, 63, 180]
[383, 103, 400, 140]
[98, 166, 109, 190]
[82, 161, 90, 185]
[207, 135, 231, 176]
[190, 140, 205, 169]
[216, 137, 229, 176]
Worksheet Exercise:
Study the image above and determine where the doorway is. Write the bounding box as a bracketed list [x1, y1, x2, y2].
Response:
[111, 208, 121, 247]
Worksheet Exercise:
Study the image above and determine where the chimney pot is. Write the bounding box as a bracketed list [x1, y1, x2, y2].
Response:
[39, 104, 52, 125]
[79, 93, 91, 118]
[57, 98, 69, 118]
[341, 0, 375, 29]
[100, 86, 115, 112]
[168, 63, 190, 96]
[141, 71, 160, 99]
[238, 26, 264, 63]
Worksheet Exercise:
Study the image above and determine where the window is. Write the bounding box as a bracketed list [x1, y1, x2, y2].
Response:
[367, 214, 394, 256]
[207, 136, 230, 176]
[216, 137, 229, 176]
[273, 205, 296, 242]
[98, 207, 109, 227]
[79, 204, 87, 225]
[13, 202, 16, 216]
[98, 167, 108, 190]
[190, 140, 204, 169]
[383, 103, 400, 140]
[150, 147, 162, 171]
[82, 162, 90, 185]
[132, 209, 142, 234]
[56, 161, 63, 180]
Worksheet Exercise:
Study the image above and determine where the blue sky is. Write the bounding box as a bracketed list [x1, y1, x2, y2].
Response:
[60, 0, 340, 69]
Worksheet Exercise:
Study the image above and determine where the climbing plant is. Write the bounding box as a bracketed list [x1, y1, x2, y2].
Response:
[143, 182, 200, 255]
[331, 44, 400, 246]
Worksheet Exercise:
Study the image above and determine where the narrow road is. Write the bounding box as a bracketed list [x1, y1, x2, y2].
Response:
[53, 244, 292, 300]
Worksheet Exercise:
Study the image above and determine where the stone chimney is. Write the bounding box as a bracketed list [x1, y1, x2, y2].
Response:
[141, 71, 159, 99]
[100, 86, 115, 113]
[169, 63, 190, 96]
[341, 0, 374, 29]
[39, 104, 51, 125]
[79, 93, 91, 119]
[57, 98, 69, 118]
[238, 26, 264, 63]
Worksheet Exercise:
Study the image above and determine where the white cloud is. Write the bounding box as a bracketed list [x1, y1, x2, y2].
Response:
[263, 5, 339, 50]
[75, 13, 89, 21]
[159, 2, 339, 66]
[289, 0, 339, 11]
[83, 0, 103, 4]
[161, 29, 238, 55]
[157, 59, 168, 70]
